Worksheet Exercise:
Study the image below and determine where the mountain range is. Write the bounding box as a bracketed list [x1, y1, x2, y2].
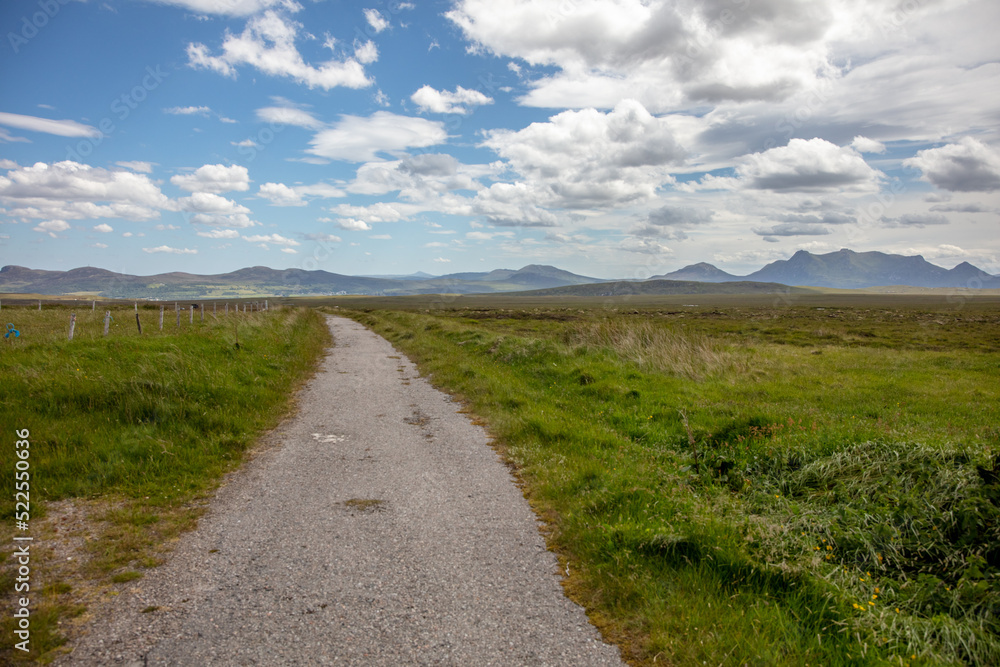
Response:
[1, 250, 997, 299]
[655, 249, 1000, 289]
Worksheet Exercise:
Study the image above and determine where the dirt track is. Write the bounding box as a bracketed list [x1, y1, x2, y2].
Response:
[57, 315, 623, 666]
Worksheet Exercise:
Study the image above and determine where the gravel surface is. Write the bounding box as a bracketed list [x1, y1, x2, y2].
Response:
[58, 315, 624, 666]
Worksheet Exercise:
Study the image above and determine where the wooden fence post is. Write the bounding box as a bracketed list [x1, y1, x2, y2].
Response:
[225, 303, 229, 315]
[189, 305, 194, 324]
[103, 311, 112, 336]
[134, 302, 138, 312]
[92, 300, 96, 311]
[175, 302, 180, 327]
[135, 312, 142, 334]
[159, 305, 164, 331]
[200, 303, 204, 322]
[68, 313, 76, 340]
[38, 300, 42, 311]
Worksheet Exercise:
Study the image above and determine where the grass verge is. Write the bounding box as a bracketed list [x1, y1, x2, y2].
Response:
[0, 304, 330, 663]
[341, 304, 999, 666]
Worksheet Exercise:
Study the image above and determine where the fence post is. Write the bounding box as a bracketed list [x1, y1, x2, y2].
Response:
[38, 300, 42, 311]
[200, 303, 204, 322]
[190, 305, 194, 324]
[103, 311, 111, 336]
[214, 302, 217, 317]
[134, 302, 138, 312]
[176, 302, 180, 327]
[68, 313, 76, 340]
[159, 305, 164, 331]
[92, 300, 96, 311]
[225, 303, 229, 315]
[136, 312, 142, 334]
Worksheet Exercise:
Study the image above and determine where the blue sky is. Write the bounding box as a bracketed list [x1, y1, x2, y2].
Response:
[1, 0, 998, 279]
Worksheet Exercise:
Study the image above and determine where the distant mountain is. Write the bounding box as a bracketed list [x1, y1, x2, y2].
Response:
[0, 263, 603, 299]
[439, 264, 602, 286]
[745, 249, 1000, 289]
[653, 262, 741, 283]
[515, 279, 816, 298]
[3, 251, 997, 300]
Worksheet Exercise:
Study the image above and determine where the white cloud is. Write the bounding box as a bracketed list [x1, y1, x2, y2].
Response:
[370, 234, 392, 240]
[446, 0, 835, 112]
[177, 192, 256, 228]
[143, 245, 198, 254]
[334, 218, 372, 231]
[93, 223, 114, 233]
[308, 111, 447, 162]
[116, 161, 154, 173]
[433, 257, 451, 263]
[851, 136, 886, 154]
[196, 228, 240, 239]
[92, 242, 108, 248]
[303, 232, 342, 243]
[33, 219, 70, 236]
[354, 40, 379, 65]
[258, 181, 345, 206]
[243, 233, 301, 246]
[364, 8, 389, 33]
[187, 11, 372, 90]
[0, 112, 98, 138]
[256, 105, 324, 129]
[259, 182, 305, 206]
[281, 247, 298, 254]
[146, 0, 301, 17]
[164, 105, 211, 116]
[171, 164, 250, 193]
[904, 137, 1000, 192]
[481, 99, 685, 213]
[734, 138, 883, 193]
[411, 85, 493, 114]
[0, 161, 170, 222]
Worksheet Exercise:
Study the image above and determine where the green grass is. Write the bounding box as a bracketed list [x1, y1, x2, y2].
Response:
[340, 304, 1000, 666]
[0, 303, 330, 663]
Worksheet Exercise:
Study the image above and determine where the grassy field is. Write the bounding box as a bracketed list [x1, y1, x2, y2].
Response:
[0, 302, 330, 663]
[335, 298, 1000, 666]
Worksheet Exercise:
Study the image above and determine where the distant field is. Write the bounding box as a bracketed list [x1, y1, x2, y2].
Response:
[0, 303, 330, 663]
[338, 298, 1000, 666]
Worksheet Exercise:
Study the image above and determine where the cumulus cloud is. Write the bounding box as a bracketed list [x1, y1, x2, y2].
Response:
[177, 192, 256, 227]
[93, 223, 114, 233]
[482, 99, 685, 212]
[308, 112, 447, 162]
[259, 182, 305, 206]
[364, 8, 389, 33]
[851, 136, 886, 154]
[33, 220, 70, 236]
[196, 228, 240, 239]
[171, 164, 250, 193]
[0, 161, 170, 222]
[143, 245, 198, 254]
[333, 218, 372, 231]
[164, 106, 211, 116]
[735, 138, 883, 193]
[187, 11, 372, 90]
[446, 0, 835, 112]
[0, 111, 99, 138]
[904, 137, 1000, 192]
[146, 0, 300, 17]
[243, 233, 300, 246]
[411, 85, 493, 114]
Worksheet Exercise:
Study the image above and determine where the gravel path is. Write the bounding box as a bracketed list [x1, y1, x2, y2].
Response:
[58, 315, 624, 666]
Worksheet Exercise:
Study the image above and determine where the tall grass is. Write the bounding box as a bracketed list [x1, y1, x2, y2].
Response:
[344, 306, 1000, 666]
[0, 304, 330, 663]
